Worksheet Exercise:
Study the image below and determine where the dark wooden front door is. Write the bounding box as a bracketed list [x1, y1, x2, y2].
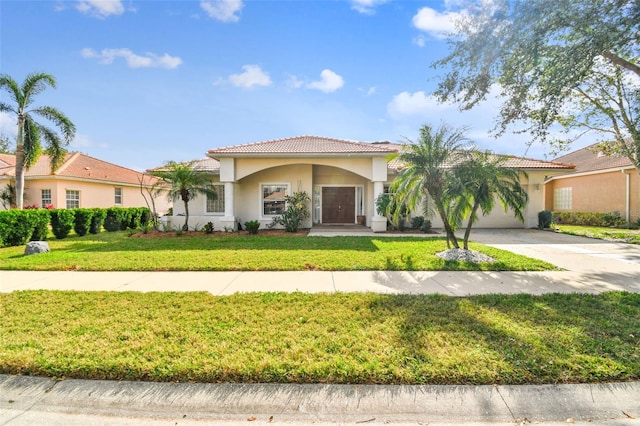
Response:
[322, 187, 355, 224]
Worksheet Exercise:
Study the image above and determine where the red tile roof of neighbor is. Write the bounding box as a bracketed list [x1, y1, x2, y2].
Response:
[0, 152, 161, 186]
[553, 143, 635, 173]
[208, 136, 398, 156]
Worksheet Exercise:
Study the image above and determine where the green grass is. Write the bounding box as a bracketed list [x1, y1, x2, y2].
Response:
[0, 231, 555, 271]
[555, 225, 640, 244]
[1, 291, 638, 385]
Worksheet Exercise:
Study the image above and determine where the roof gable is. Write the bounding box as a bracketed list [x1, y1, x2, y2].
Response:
[554, 143, 634, 173]
[208, 136, 398, 156]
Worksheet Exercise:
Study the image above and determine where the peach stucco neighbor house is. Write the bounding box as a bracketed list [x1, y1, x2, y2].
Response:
[0, 152, 170, 213]
[162, 136, 574, 232]
[545, 143, 639, 223]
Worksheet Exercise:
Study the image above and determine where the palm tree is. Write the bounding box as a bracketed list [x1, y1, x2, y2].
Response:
[151, 161, 217, 231]
[0, 72, 76, 209]
[389, 124, 472, 249]
[451, 151, 529, 249]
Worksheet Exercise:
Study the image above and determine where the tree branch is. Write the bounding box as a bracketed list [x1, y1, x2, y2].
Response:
[601, 51, 640, 77]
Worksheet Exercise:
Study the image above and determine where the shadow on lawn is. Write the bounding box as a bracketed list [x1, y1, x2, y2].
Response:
[367, 292, 640, 384]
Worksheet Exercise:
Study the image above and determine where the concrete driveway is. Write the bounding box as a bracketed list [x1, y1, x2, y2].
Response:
[467, 228, 640, 285]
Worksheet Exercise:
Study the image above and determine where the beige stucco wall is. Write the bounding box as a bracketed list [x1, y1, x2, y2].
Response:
[545, 168, 639, 222]
[232, 157, 375, 181]
[21, 177, 170, 213]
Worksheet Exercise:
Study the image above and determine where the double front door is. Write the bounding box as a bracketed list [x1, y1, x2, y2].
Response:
[322, 187, 355, 224]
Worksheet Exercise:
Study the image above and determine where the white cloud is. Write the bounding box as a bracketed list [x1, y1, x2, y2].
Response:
[306, 69, 344, 93]
[200, 0, 243, 22]
[228, 65, 272, 88]
[367, 86, 376, 96]
[76, 0, 125, 18]
[412, 7, 466, 39]
[81, 48, 183, 69]
[285, 74, 305, 90]
[71, 133, 110, 150]
[349, 0, 389, 15]
[413, 34, 426, 47]
[0, 112, 17, 139]
[387, 91, 454, 119]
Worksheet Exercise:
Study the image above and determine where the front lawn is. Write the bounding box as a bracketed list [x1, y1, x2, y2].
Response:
[0, 231, 555, 271]
[1, 291, 637, 385]
[555, 225, 640, 244]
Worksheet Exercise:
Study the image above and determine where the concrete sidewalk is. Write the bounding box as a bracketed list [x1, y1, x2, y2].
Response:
[2, 375, 639, 425]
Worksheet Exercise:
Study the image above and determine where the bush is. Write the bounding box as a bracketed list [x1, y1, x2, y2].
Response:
[30, 209, 51, 241]
[202, 222, 215, 234]
[140, 208, 151, 227]
[553, 211, 626, 227]
[411, 216, 425, 230]
[104, 207, 126, 232]
[0, 210, 35, 246]
[274, 191, 310, 232]
[50, 209, 75, 239]
[244, 220, 260, 234]
[73, 208, 94, 237]
[90, 208, 107, 234]
[538, 210, 553, 229]
[421, 219, 432, 233]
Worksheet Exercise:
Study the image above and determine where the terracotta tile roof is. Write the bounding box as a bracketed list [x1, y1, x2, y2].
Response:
[147, 158, 220, 174]
[376, 142, 574, 172]
[553, 143, 635, 173]
[0, 152, 161, 186]
[208, 136, 398, 156]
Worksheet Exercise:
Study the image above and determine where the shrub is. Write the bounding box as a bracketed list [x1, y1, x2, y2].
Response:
[538, 210, 553, 229]
[411, 216, 425, 230]
[140, 208, 151, 227]
[90, 208, 107, 234]
[73, 208, 94, 237]
[274, 191, 310, 232]
[421, 219, 432, 233]
[553, 211, 626, 227]
[202, 222, 215, 234]
[104, 207, 126, 232]
[50, 209, 75, 239]
[30, 209, 51, 241]
[244, 220, 260, 234]
[0, 210, 34, 246]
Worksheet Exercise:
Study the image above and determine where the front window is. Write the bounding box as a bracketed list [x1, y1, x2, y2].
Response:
[41, 189, 52, 207]
[262, 184, 288, 216]
[206, 184, 225, 214]
[114, 187, 122, 205]
[66, 190, 80, 209]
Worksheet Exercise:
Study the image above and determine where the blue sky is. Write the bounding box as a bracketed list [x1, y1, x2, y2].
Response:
[0, 0, 590, 171]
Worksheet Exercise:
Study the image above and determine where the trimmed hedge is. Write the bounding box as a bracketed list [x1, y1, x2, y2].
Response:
[553, 211, 626, 227]
[73, 208, 94, 237]
[30, 209, 51, 241]
[90, 208, 107, 234]
[50, 209, 75, 239]
[0, 210, 34, 246]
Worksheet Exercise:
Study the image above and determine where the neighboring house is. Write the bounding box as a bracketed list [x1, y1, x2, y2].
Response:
[162, 136, 574, 232]
[0, 152, 170, 213]
[545, 143, 639, 223]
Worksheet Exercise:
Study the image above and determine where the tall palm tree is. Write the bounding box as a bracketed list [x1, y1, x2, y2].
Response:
[389, 124, 472, 249]
[451, 151, 529, 249]
[0, 72, 76, 209]
[151, 161, 217, 231]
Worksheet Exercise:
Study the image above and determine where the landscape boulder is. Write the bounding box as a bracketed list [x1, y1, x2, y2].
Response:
[25, 241, 50, 256]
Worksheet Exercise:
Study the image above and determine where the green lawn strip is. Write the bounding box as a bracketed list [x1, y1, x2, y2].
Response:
[0, 232, 555, 271]
[1, 291, 637, 384]
[555, 225, 640, 244]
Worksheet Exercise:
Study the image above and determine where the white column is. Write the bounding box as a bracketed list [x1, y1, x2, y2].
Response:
[224, 182, 234, 217]
[371, 180, 387, 232]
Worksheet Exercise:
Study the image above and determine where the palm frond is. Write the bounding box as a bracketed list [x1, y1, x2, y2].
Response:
[32, 105, 76, 142]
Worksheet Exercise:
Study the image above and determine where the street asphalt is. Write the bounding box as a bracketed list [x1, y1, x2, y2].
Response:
[1, 228, 639, 424]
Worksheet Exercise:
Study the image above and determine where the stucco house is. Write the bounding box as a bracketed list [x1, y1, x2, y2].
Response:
[545, 143, 639, 223]
[0, 152, 170, 213]
[162, 135, 574, 232]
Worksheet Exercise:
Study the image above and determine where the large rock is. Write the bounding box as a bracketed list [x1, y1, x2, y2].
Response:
[25, 241, 50, 255]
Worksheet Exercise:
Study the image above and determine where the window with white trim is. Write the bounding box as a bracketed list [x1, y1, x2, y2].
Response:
[261, 183, 288, 216]
[66, 190, 80, 209]
[554, 187, 572, 210]
[206, 184, 225, 214]
[41, 189, 52, 207]
[114, 187, 122, 205]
